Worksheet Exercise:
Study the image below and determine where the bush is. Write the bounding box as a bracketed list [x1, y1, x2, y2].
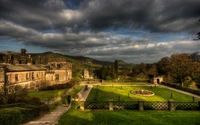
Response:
[0, 108, 23, 125]
[18, 108, 35, 123]
[25, 104, 50, 117]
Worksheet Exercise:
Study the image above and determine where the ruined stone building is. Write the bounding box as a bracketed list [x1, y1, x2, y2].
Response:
[83, 68, 93, 79]
[2, 49, 33, 65]
[0, 49, 72, 93]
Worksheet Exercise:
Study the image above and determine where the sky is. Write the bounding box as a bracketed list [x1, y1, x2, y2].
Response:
[0, 0, 200, 63]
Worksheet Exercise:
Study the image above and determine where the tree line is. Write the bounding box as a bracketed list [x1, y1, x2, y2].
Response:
[94, 52, 200, 89]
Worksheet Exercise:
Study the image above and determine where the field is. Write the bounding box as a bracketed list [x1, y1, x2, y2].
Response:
[87, 86, 200, 102]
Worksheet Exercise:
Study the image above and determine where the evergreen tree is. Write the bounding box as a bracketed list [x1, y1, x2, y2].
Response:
[114, 60, 118, 77]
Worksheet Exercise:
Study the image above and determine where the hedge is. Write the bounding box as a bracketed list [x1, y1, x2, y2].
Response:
[0, 108, 22, 125]
[0, 104, 50, 125]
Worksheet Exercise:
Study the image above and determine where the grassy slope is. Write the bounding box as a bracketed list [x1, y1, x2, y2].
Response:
[87, 86, 200, 102]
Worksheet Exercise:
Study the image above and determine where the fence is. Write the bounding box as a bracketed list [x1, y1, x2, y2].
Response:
[80, 100, 200, 111]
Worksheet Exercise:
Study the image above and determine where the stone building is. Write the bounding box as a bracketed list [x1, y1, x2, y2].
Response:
[83, 68, 93, 79]
[46, 58, 72, 85]
[0, 50, 72, 93]
[149, 75, 163, 84]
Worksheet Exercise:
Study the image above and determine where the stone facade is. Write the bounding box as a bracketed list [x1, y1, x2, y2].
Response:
[0, 50, 72, 93]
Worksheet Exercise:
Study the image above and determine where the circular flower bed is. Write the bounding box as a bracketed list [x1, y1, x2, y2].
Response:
[130, 90, 154, 96]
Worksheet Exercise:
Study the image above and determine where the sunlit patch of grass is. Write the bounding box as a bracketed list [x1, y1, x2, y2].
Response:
[87, 86, 200, 102]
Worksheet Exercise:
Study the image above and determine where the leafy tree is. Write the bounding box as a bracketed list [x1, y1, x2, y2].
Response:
[169, 53, 191, 84]
[190, 52, 200, 62]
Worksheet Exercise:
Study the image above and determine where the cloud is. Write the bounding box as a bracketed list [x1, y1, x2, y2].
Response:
[79, 0, 200, 33]
[1, 0, 199, 32]
[0, 0, 200, 63]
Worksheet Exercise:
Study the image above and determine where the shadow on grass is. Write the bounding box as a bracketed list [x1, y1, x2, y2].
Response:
[58, 109, 200, 125]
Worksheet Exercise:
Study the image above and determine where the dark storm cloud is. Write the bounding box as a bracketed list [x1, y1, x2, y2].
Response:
[0, 0, 82, 30]
[0, 0, 199, 32]
[80, 0, 200, 33]
[0, 20, 109, 51]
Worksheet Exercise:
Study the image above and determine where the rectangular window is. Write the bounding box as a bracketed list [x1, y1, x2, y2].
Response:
[57, 64, 61, 69]
[55, 74, 59, 81]
[26, 73, 29, 80]
[15, 74, 19, 82]
[32, 72, 34, 80]
[6, 75, 10, 84]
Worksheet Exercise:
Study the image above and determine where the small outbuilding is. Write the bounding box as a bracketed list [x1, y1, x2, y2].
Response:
[149, 75, 163, 84]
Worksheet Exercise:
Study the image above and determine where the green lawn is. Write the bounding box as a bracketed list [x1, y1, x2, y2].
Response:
[28, 89, 66, 101]
[87, 86, 200, 102]
[58, 106, 200, 125]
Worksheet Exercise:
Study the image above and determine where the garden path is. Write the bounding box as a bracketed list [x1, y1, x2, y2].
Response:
[23, 104, 71, 125]
[77, 85, 93, 101]
[23, 86, 77, 125]
[160, 85, 200, 99]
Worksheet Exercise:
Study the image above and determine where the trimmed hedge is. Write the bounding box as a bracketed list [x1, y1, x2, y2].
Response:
[161, 82, 200, 96]
[0, 103, 26, 108]
[0, 108, 22, 125]
[0, 104, 50, 124]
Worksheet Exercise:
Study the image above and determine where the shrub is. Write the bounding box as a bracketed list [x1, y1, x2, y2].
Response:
[0, 108, 23, 125]
[18, 108, 34, 123]
[25, 104, 50, 117]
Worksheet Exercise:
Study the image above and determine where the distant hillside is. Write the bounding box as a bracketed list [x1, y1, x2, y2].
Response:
[30, 52, 113, 78]
[65, 55, 113, 66]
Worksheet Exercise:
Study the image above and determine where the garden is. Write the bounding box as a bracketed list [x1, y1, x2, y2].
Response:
[87, 86, 200, 102]
[58, 84, 200, 125]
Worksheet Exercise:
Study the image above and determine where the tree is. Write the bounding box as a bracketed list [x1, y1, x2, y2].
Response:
[190, 52, 200, 62]
[114, 60, 118, 76]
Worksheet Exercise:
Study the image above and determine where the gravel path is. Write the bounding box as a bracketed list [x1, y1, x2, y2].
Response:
[23, 105, 71, 125]
[160, 85, 200, 99]
[77, 85, 93, 101]
[23, 86, 76, 125]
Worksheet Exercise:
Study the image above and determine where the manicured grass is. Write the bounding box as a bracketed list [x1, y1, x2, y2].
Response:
[28, 89, 66, 101]
[58, 108, 200, 125]
[87, 86, 200, 102]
